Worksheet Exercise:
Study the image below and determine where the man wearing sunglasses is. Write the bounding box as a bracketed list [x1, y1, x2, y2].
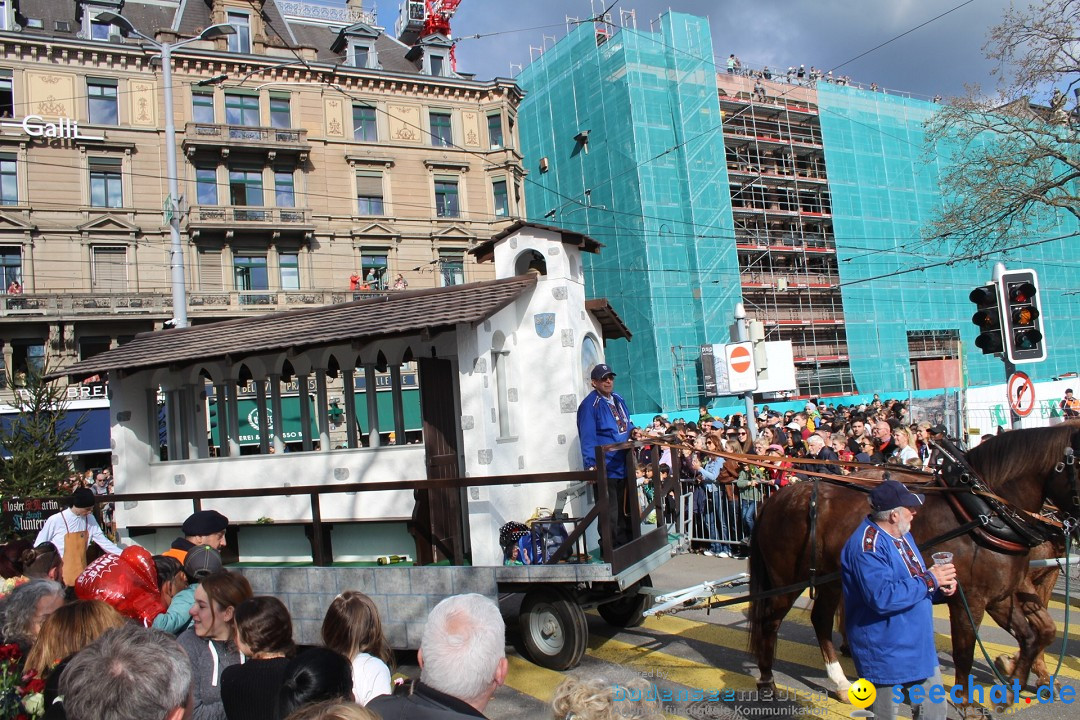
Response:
[578, 363, 636, 547]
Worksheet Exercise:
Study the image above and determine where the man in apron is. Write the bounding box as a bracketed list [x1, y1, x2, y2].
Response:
[34, 487, 123, 585]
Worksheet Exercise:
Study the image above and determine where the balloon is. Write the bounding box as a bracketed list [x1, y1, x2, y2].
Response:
[119, 546, 158, 591]
[76, 549, 166, 625]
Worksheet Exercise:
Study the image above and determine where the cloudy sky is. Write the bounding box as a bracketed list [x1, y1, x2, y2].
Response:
[370, 0, 1019, 100]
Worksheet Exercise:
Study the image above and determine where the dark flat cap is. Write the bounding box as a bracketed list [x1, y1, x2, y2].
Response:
[182, 510, 229, 536]
[71, 487, 96, 509]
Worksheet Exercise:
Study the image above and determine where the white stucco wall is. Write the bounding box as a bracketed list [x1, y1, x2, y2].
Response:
[458, 227, 605, 564]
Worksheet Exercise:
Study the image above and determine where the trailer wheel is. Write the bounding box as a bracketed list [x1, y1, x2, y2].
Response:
[597, 575, 652, 628]
[519, 587, 588, 670]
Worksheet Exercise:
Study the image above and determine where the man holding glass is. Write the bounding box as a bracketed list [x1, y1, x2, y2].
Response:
[840, 479, 957, 720]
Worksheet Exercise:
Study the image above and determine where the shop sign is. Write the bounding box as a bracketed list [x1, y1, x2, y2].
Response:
[1, 115, 105, 141]
[2, 497, 61, 535]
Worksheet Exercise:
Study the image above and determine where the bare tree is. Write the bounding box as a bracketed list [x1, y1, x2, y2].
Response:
[925, 0, 1079, 255]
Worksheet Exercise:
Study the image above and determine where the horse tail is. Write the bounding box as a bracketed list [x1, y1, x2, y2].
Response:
[747, 501, 773, 655]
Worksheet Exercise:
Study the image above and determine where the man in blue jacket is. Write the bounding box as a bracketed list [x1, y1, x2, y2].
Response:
[577, 363, 635, 547]
[841, 479, 957, 720]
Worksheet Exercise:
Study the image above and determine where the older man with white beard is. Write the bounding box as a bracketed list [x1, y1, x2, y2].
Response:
[840, 480, 957, 720]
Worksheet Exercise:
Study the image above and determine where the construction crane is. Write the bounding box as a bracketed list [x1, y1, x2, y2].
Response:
[422, 0, 462, 37]
[397, 0, 464, 69]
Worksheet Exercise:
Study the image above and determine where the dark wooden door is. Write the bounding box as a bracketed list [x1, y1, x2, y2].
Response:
[412, 357, 465, 564]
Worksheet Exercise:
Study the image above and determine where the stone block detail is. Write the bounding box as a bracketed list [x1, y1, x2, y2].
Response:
[334, 568, 377, 594]
[410, 567, 454, 596]
[558, 434, 567, 445]
[552, 286, 567, 300]
[560, 394, 577, 413]
[273, 568, 310, 594]
[547, 245, 560, 256]
[478, 449, 493, 465]
[519, 455, 525, 469]
[461, 415, 474, 430]
[388, 593, 429, 624]
[474, 357, 487, 374]
[483, 320, 491, 331]
[561, 329, 574, 347]
[384, 621, 409, 648]
[490, 407, 497, 423]
[507, 388, 518, 402]
[374, 568, 411, 595]
[452, 568, 497, 595]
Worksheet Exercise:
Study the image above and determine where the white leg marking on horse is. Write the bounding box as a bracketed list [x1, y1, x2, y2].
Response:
[827, 661, 851, 692]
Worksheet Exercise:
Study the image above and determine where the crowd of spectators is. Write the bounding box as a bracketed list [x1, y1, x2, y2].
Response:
[633, 395, 949, 557]
[724, 53, 944, 103]
[0, 499, 669, 720]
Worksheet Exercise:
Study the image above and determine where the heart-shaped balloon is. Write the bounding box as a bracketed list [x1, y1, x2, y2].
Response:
[119, 545, 158, 592]
[76, 552, 166, 625]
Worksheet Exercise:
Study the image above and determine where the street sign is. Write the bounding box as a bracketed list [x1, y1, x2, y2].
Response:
[725, 342, 757, 393]
[1007, 371, 1035, 418]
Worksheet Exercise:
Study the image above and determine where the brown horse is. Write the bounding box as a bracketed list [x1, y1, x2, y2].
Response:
[748, 425, 1080, 711]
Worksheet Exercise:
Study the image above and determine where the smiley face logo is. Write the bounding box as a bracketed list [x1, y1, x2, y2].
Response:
[848, 678, 876, 709]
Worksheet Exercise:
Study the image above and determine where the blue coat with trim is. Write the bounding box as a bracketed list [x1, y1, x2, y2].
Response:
[576, 390, 633, 479]
[840, 516, 941, 685]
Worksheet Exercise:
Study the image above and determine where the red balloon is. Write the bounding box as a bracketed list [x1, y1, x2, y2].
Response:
[119, 545, 158, 592]
[76, 552, 166, 625]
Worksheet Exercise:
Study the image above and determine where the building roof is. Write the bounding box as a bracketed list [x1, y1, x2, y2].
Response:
[51, 274, 539, 381]
[470, 221, 603, 262]
[585, 299, 632, 341]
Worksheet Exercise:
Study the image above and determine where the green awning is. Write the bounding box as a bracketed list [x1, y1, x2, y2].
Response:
[209, 390, 421, 446]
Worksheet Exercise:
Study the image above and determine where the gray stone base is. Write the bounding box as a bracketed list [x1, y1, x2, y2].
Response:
[233, 565, 498, 649]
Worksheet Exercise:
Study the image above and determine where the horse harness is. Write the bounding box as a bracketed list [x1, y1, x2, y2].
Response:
[927, 438, 1060, 554]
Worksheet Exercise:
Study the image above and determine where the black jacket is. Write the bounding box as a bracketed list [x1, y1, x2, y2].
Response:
[367, 680, 487, 720]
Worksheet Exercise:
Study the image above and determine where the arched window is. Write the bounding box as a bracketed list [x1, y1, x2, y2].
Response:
[491, 332, 512, 438]
[581, 335, 601, 398]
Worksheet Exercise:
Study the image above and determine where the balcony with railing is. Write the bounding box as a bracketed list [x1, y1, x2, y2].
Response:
[0, 289, 391, 319]
[185, 206, 316, 239]
[182, 123, 310, 162]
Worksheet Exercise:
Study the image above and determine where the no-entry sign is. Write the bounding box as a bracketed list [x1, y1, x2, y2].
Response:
[1007, 371, 1035, 418]
[725, 342, 757, 393]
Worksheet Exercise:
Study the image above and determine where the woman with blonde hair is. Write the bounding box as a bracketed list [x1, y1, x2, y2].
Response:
[25, 599, 126, 675]
[551, 675, 664, 720]
[24, 599, 127, 713]
[284, 699, 380, 720]
[889, 426, 921, 467]
[320, 591, 393, 705]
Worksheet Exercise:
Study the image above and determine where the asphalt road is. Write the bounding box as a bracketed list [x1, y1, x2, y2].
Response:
[395, 552, 1080, 720]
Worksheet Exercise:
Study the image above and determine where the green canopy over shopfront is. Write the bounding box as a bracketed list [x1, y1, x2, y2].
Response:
[209, 389, 422, 446]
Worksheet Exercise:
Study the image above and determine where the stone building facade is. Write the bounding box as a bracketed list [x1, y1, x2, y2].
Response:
[0, 0, 524, 428]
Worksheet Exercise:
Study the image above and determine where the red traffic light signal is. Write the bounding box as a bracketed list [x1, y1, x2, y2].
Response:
[998, 270, 1046, 364]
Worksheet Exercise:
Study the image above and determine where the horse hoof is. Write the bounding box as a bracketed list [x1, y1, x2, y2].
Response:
[994, 653, 1016, 677]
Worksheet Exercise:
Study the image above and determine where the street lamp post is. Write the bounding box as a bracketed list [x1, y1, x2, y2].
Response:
[98, 12, 235, 329]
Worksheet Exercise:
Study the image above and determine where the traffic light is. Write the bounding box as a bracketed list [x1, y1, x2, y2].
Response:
[969, 283, 1003, 355]
[998, 269, 1046, 364]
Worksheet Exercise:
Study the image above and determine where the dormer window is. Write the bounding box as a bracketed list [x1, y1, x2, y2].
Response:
[227, 11, 251, 53]
[89, 15, 117, 40]
[428, 52, 447, 77]
[349, 42, 378, 69]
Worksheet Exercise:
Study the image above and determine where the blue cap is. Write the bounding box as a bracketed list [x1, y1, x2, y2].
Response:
[590, 363, 616, 381]
[869, 479, 924, 512]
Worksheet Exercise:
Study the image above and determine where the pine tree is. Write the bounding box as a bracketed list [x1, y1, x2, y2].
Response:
[0, 363, 83, 498]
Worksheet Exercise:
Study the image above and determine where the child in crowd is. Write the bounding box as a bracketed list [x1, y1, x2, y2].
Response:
[320, 591, 393, 706]
[153, 545, 220, 635]
[221, 596, 298, 720]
